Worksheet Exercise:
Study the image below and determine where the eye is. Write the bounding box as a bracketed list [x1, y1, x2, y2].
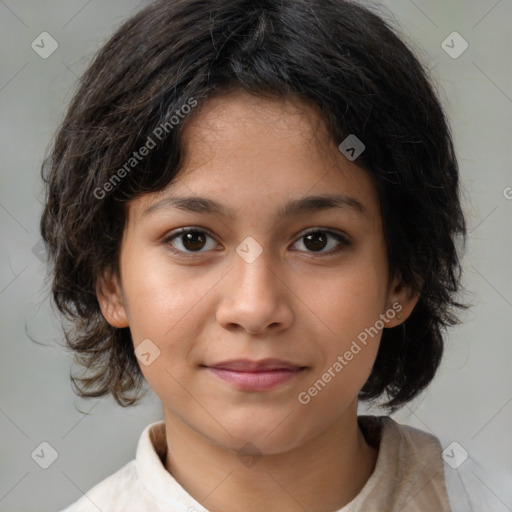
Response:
[164, 228, 220, 254]
[291, 229, 351, 255]
[163, 227, 350, 257]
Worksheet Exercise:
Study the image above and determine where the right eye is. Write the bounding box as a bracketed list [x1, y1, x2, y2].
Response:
[163, 228, 221, 254]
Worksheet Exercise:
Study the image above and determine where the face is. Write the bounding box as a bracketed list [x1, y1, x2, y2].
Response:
[97, 90, 416, 454]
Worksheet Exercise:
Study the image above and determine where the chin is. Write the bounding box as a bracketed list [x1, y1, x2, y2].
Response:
[208, 413, 314, 456]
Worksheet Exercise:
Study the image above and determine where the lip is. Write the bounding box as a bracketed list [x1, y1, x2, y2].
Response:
[204, 358, 307, 391]
[207, 358, 304, 371]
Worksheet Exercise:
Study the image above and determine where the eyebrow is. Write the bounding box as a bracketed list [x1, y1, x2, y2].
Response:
[142, 193, 367, 220]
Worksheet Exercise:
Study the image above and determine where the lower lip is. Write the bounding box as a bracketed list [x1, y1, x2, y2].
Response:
[206, 367, 304, 390]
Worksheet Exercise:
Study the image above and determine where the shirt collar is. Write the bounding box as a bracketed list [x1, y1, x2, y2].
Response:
[136, 420, 208, 510]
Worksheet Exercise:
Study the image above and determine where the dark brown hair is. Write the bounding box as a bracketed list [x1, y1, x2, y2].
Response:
[40, 0, 467, 409]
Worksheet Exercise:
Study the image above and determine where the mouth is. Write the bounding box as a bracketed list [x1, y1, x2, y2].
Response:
[202, 358, 307, 391]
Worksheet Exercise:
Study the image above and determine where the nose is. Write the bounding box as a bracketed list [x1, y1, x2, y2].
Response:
[215, 246, 294, 335]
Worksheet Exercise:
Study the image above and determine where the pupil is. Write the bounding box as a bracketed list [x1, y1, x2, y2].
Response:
[304, 232, 327, 251]
[183, 231, 205, 251]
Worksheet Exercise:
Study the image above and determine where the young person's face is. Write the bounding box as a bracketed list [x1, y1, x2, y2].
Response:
[98, 90, 417, 454]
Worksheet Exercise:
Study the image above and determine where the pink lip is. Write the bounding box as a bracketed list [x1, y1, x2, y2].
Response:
[204, 359, 306, 391]
[207, 368, 304, 390]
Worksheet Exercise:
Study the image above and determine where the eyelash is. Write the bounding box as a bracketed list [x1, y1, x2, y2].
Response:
[163, 227, 351, 258]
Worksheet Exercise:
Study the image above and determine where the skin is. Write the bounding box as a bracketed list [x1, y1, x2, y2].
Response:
[97, 90, 419, 512]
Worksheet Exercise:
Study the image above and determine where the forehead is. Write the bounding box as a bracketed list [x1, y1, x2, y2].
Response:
[186, 90, 326, 140]
[127, 90, 380, 223]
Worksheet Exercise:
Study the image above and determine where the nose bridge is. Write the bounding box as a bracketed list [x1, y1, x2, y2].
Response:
[215, 238, 293, 333]
[232, 239, 280, 303]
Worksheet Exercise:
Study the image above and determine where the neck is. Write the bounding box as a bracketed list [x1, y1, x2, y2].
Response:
[162, 402, 377, 512]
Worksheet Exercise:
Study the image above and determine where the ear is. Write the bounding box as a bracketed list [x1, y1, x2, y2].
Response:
[384, 273, 421, 328]
[95, 267, 129, 328]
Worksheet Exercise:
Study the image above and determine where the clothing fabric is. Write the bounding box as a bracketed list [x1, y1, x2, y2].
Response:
[60, 416, 486, 511]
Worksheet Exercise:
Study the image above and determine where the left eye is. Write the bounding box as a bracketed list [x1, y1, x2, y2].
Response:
[291, 230, 350, 255]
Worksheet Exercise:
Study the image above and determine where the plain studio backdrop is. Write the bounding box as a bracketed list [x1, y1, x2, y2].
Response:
[0, 1, 511, 511]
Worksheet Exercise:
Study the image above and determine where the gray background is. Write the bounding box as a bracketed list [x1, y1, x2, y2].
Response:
[1, 1, 511, 511]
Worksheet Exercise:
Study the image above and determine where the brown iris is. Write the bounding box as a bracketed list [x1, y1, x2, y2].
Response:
[182, 231, 207, 251]
[303, 232, 328, 251]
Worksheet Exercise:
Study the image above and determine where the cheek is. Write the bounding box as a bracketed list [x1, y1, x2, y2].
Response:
[120, 251, 213, 378]
[297, 252, 387, 392]
[297, 323, 381, 420]
[305, 261, 388, 344]
[121, 249, 209, 334]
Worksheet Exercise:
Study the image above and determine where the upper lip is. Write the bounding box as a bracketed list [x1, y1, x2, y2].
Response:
[205, 358, 305, 372]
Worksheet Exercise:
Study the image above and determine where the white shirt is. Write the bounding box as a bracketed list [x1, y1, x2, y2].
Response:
[60, 416, 489, 511]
